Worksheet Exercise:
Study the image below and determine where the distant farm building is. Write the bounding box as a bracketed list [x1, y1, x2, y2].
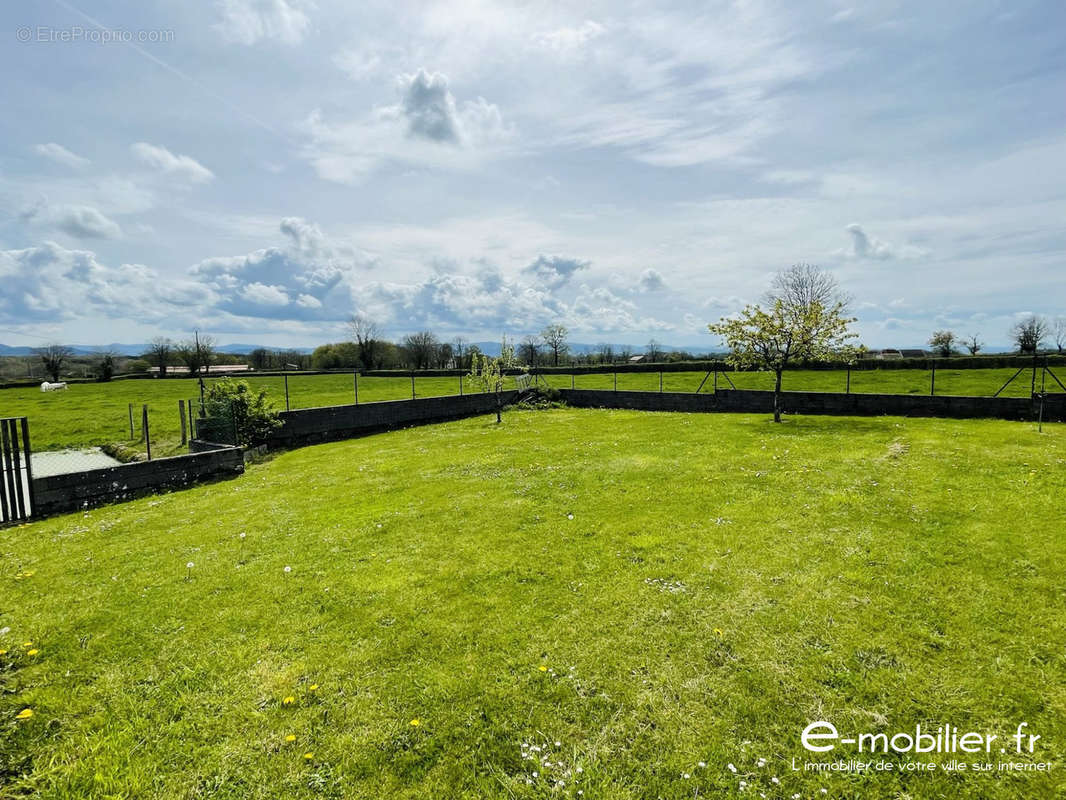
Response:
[148, 364, 252, 375]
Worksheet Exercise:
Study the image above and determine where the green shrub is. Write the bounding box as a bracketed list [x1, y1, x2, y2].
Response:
[202, 378, 283, 446]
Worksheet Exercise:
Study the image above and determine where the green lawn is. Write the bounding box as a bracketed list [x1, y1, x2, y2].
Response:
[0, 366, 1061, 458]
[2, 409, 1063, 798]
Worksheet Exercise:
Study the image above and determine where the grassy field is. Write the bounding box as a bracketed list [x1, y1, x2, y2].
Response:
[0, 366, 1062, 458]
[2, 409, 1063, 798]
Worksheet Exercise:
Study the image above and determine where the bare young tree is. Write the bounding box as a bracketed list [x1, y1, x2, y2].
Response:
[596, 342, 615, 364]
[144, 336, 173, 377]
[349, 314, 382, 369]
[646, 339, 664, 361]
[541, 324, 569, 366]
[1054, 317, 1066, 353]
[36, 343, 73, 382]
[520, 335, 541, 366]
[452, 336, 468, 369]
[964, 333, 983, 356]
[1010, 315, 1048, 354]
[176, 332, 216, 376]
[402, 330, 440, 370]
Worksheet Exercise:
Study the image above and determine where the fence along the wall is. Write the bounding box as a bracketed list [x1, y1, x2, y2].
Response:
[558, 388, 1063, 422]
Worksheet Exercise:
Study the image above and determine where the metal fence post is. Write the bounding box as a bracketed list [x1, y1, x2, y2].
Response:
[284, 374, 290, 411]
[930, 364, 936, 396]
[411, 373, 416, 399]
[846, 367, 851, 394]
[571, 373, 575, 389]
[613, 372, 617, 392]
[142, 404, 151, 460]
[179, 399, 187, 445]
[659, 371, 663, 393]
[20, 417, 34, 516]
[459, 373, 463, 396]
[128, 403, 134, 439]
[354, 371, 359, 405]
[231, 399, 239, 446]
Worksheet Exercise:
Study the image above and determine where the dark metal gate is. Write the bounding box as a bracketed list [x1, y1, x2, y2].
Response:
[0, 417, 33, 523]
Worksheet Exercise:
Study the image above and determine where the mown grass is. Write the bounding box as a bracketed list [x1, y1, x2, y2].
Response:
[0, 366, 1061, 457]
[2, 409, 1063, 798]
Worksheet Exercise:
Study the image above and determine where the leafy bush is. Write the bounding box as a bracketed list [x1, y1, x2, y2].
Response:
[202, 378, 283, 446]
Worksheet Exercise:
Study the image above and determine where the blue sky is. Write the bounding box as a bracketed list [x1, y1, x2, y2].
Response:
[1, 0, 1064, 349]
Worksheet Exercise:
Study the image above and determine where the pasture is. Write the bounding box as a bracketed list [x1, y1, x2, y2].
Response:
[0, 366, 1061, 458]
[2, 409, 1063, 798]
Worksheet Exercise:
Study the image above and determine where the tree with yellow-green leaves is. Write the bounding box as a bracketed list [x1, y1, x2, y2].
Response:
[708, 264, 857, 423]
[467, 336, 520, 423]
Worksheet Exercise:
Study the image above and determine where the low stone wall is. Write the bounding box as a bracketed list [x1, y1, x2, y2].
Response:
[265, 391, 519, 449]
[31, 446, 244, 518]
[559, 388, 1062, 422]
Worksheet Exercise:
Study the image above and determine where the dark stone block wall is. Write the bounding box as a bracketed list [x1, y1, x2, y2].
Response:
[558, 388, 1061, 422]
[265, 391, 519, 449]
[31, 447, 244, 518]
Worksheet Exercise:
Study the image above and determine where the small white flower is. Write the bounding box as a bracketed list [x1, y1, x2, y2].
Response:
[771, 776, 780, 784]
[792, 794, 801, 799]
[566, 513, 574, 520]
[186, 562, 194, 569]
[284, 566, 292, 573]
[532, 771, 538, 778]
[239, 532, 246, 539]
[683, 773, 690, 779]
[728, 763, 737, 773]
[576, 766, 583, 773]
[821, 790, 828, 795]
[698, 761, 706, 768]
[555, 741, 561, 747]
[757, 758, 766, 767]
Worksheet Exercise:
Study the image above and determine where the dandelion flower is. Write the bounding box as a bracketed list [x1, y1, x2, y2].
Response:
[303, 752, 314, 760]
[22, 642, 32, 647]
[282, 696, 295, 706]
[309, 684, 319, 691]
[0, 649, 7, 656]
[285, 734, 296, 742]
[538, 665, 548, 672]
[409, 718, 420, 727]
[27, 649, 39, 656]
[16, 708, 33, 720]
[714, 628, 724, 637]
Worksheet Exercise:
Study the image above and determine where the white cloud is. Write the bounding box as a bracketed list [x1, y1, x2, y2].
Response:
[533, 20, 606, 54]
[638, 268, 665, 291]
[241, 282, 290, 306]
[214, 0, 311, 45]
[302, 69, 511, 183]
[33, 143, 90, 169]
[20, 200, 122, 239]
[131, 142, 215, 184]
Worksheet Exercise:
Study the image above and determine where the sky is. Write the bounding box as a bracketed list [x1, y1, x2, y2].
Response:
[1, 0, 1064, 350]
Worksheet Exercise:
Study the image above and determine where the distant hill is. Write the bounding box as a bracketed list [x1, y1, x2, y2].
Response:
[0, 343, 314, 357]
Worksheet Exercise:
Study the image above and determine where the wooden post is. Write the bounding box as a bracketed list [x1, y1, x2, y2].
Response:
[659, 371, 663, 393]
[128, 403, 135, 439]
[179, 400, 187, 445]
[571, 373, 575, 389]
[411, 373, 416, 399]
[284, 374, 290, 411]
[459, 373, 463, 396]
[142, 405, 151, 460]
[613, 372, 617, 392]
[930, 364, 936, 396]
[846, 367, 851, 394]
[354, 371, 359, 405]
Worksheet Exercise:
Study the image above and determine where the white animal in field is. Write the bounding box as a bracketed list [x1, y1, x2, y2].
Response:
[40, 381, 68, 392]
